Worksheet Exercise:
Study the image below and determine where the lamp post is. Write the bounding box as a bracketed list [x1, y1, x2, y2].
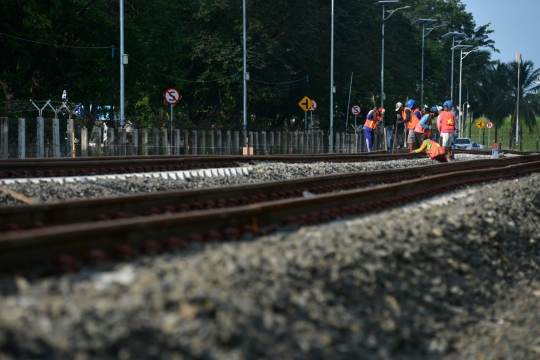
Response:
[454, 44, 473, 138]
[516, 53, 522, 150]
[242, 0, 247, 142]
[330, 0, 335, 153]
[412, 19, 446, 109]
[461, 101, 470, 137]
[442, 32, 465, 105]
[374, 1, 410, 119]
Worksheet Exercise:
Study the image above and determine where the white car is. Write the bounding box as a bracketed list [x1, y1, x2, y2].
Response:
[453, 137, 473, 150]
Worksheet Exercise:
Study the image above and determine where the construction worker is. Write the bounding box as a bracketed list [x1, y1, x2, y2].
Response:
[414, 106, 438, 146]
[402, 99, 421, 151]
[364, 107, 385, 152]
[394, 102, 406, 149]
[413, 134, 447, 162]
[437, 100, 457, 161]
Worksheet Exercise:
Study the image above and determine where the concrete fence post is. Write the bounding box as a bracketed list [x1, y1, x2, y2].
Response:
[192, 130, 198, 155]
[174, 129, 180, 155]
[142, 129, 148, 156]
[201, 130, 206, 155]
[277, 132, 281, 154]
[234, 131, 239, 155]
[81, 127, 88, 157]
[66, 118, 74, 158]
[107, 127, 115, 156]
[210, 130, 215, 155]
[52, 118, 60, 157]
[184, 130, 189, 154]
[1, 117, 7, 158]
[18, 118, 25, 159]
[93, 127, 102, 156]
[215, 130, 221, 155]
[133, 129, 139, 156]
[269, 131, 274, 154]
[36, 117, 44, 158]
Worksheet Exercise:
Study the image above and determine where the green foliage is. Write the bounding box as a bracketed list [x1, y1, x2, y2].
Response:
[0, 0, 538, 139]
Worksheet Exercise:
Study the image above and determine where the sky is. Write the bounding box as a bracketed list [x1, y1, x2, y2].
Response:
[460, 0, 540, 67]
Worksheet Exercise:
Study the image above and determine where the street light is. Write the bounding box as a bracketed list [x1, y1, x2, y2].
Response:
[412, 19, 446, 109]
[374, 1, 410, 121]
[442, 31, 465, 105]
[454, 44, 474, 138]
[461, 101, 471, 137]
[516, 53, 522, 150]
[330, 0, 335, 153]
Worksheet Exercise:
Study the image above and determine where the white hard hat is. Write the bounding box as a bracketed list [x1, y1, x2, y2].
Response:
[395, 102, 403, 112]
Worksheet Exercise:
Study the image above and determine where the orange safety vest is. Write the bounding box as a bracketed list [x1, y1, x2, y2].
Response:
[439, 111, 455, 132]
[364, 111, 379, 129]
[424, 139, 445, 159]
[403, 108, 420, 130]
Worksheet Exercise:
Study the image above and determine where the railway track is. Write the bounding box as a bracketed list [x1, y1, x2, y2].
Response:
[0, 151, 413, 179]
[1, 154, 539, 275]
[1, 154, 537, 231]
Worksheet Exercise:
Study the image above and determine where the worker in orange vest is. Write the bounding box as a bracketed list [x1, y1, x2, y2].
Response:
[413, 134, 447, 162]
[403, 99, 422, 151]
[363, 107, 384, 152]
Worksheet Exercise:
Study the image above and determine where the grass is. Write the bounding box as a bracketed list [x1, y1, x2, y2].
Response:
[463, 117, 540, 151]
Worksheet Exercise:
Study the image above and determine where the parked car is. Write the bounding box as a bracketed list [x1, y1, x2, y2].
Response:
[453, 137, 473, 150]
[472, 141, 485, 150]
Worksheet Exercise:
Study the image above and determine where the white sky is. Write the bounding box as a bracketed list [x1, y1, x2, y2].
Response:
[460, 0, 540, 67]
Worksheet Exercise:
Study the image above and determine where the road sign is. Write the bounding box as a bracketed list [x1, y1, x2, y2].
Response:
[475, 120, 485, 129]
[298, 96, 314, 112]
[486, 121, 494, 129]
[308, 99, 318, 112]
[350, 104, 362, 116]
[164, 88, 181, 105]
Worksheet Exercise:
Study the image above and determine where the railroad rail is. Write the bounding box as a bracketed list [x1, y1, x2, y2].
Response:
[0, 151, 415, 178]
[1, 155, 540, 275]
[2, 154, 539, 232]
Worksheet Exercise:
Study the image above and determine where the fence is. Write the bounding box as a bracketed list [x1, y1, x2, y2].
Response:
[0, 117, 393, 159]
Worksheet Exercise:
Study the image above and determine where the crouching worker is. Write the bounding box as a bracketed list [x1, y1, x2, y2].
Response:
[413, 134, 447, 163]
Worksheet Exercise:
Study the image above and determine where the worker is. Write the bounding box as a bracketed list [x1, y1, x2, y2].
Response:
[413, 134, 447, 162]
[437, 100, 457, 161]
[364, 107, 385, 152]
[414, 106, 438, 146]
[403, 99, 421, 151]
[394, 102, 406, 149]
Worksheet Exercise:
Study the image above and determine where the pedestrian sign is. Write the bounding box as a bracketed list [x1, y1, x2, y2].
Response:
[298, 96, 314, 112]
[475, 120, 485, 129]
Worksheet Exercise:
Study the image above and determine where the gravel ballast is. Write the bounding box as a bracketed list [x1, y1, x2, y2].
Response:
[0, 154, 491, 206]
[1, 161, 539, 359]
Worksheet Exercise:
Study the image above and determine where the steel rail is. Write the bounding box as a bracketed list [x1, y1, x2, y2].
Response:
[0, 152, 419, 178]
[2, 155, 539, 231]
[1, 158, 540, 274]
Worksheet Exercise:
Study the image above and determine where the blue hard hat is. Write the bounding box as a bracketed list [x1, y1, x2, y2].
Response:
[406, 99, 416, 108]
[443, 100, 453, 109]
[430, 106, 438, 112]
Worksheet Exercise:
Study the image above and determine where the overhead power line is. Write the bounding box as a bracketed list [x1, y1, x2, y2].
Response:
[0, 32, 111, 49]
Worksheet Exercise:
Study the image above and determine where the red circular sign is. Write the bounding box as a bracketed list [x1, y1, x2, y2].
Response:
[350, 104, 362, 116]
[308, 99, 318, 112]
[486, 121, 494, 129]
[164, 88, 181, 105]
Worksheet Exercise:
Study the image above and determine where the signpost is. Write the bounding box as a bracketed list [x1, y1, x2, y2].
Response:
[164, 88, 181, 153]
[486, 121, 493, 147]
[476, 119, 485, 144]
[308, 99, 318, 128]
[350, 104, 362, 134]
[298, 96, 314, 131]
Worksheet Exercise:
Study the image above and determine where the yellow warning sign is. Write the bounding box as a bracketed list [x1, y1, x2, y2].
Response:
[475, 120, 485, 129]
[298, 96, 314, 112]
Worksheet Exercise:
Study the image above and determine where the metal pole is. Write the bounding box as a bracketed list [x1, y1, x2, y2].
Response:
[516, 54, 521, 148]
[330, 0, 334, 153]
[421, 24, 425, 109]
[381, 5, 385, 110]
[170, 104, 173, 152]
[242, 0, 247, 136]
[120, 0, 125, 128]
[346, 72, 353, 130]
[450, 37, 455, 104]
[458, 49, 463, 138]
